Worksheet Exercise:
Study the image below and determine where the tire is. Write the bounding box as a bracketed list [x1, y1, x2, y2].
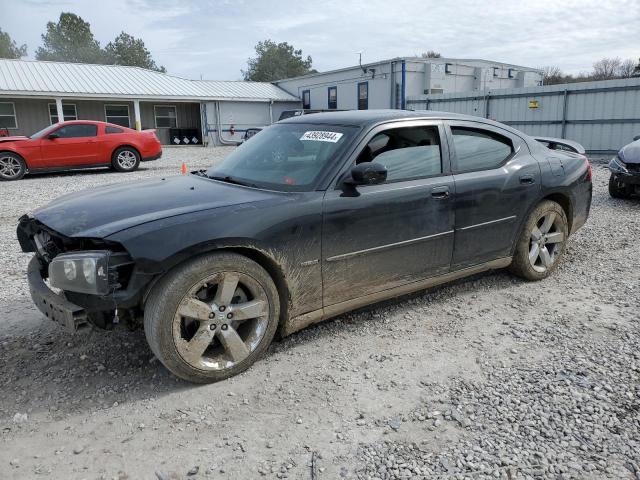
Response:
[0, 152, 26, 181]
[608, 174, 631, 199]
[144, 252, 280, 383]
[111, 147, 140, 172]
[509, 200, 569, 281]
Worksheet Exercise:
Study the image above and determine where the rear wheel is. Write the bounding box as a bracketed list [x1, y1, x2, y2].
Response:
[111, 147, 140, 172]
[509, 200, 568, 281]
[144, 252, 280, 383]
[0, 152, 26, 181]
[608, 174, 631, 199]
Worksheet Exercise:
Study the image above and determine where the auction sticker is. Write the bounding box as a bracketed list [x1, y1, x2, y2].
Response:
[300, 131, 344, 143]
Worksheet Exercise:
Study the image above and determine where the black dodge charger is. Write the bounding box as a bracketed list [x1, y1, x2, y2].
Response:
[17, 110, 592, 383]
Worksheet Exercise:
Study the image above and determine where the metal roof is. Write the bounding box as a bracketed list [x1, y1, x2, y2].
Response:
[0, 59, 299, 102]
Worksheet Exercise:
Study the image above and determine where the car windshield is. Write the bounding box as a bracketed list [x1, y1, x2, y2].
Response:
[207, 123, 358, 191]
[29, 125, 58, 139]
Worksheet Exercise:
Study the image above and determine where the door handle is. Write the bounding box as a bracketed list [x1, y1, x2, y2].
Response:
[431, 186, 450, 199]
[519, 174, 535, 185]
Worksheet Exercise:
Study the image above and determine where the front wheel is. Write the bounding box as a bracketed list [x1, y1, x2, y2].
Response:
[111, 147, 140, 172]
[144, 252, 280, 383]
[0, 152, 26, 181]
[509, 200, 568, 281]
[608, 174, 631, 199]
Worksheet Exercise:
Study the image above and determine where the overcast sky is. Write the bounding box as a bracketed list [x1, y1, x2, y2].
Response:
[2, 0, 638, 80]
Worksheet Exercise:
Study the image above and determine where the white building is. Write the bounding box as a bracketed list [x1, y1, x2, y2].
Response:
[274, 57, 543, 111]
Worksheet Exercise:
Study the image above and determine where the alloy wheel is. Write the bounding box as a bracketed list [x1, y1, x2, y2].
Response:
[116, 150, 137, 170]
[0, 155, 22, 179]
[172, 271, 270, 371]
[528, 212, 565, 273]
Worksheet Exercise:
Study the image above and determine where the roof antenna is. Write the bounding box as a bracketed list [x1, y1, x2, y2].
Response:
[357, 51, 366, 74]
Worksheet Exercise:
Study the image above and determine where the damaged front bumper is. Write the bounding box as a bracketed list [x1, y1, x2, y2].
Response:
[27, 256, 88, 332]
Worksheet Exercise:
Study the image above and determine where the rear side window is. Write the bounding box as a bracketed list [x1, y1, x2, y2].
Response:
[55, 124, 98, 138]
[356, 126, 442, 182]
[451, 127, 513, 172]
[105, 126, 124, 134]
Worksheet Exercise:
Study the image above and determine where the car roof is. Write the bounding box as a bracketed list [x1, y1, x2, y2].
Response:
[278, 109, 520, 132]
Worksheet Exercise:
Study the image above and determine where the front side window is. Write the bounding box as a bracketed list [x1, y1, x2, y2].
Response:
[358, 82, 368, 110]
[154, 105, 177, 128]
[355, 125, 442, 182]
[53, 124, 98, 138]
[0, 102, 17, 129]
[207, 123, 358, 191]
[302, 90, 311, 109]
[105, 105, 130, 127]
[328, 86, 337, 109]
[451, 127, 513, 172]
[49, 103, 77, 124]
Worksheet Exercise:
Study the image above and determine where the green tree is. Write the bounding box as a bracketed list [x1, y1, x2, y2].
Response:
[242, 40, 314, 81]
[0, 28, 27, 59]
[420, 50, 441, 58]
[35, 12, 104, 63]
[104, 32, 165, 72]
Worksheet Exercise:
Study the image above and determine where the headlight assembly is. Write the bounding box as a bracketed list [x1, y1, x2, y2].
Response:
[609, 155, 628, 174]
[49, 251, 111, 295]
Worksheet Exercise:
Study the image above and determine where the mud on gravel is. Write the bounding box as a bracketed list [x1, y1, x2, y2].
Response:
[0, 150, 638, 480]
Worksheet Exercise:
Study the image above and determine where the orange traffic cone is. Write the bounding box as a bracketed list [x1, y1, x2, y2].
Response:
[181, 162, 187, 174]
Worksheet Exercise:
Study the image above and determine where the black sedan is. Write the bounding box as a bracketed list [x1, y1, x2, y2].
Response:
[17, 110, 592, 383]
[609, 135, 640, 198]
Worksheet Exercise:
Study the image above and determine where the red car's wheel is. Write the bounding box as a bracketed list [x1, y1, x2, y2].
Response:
[111, 147, 140, 172]
[0, 152, 26, 181]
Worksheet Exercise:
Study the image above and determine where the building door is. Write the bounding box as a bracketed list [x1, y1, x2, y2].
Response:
[302, 90, 311, 109]
[357, 82, 368, 110]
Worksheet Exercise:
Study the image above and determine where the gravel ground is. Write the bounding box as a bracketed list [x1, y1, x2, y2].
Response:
[0, 149, 638, 480]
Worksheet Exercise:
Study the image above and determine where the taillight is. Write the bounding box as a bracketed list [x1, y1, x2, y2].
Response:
[582, 155, 592, 182]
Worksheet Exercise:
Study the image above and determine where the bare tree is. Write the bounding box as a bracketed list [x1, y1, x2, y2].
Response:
[618, 58, 636, 78]
[591, 57, 622, 80]
[540, 65, 564, 85]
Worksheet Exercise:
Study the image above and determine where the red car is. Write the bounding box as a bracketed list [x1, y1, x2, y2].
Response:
[0, 120, 162, 181]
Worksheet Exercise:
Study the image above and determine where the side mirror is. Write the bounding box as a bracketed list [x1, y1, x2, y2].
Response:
[47, 133, 59, 140]
[633, 134, 640, 142]
[348, 162, 387, 186]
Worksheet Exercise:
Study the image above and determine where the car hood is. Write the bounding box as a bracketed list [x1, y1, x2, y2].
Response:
[0, 135, 29, 143]
[31, 175, 281, 238]
[619, 139, 640, 164]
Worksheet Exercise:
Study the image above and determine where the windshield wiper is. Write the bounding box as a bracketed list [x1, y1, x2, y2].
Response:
[207, 174, 258, 188]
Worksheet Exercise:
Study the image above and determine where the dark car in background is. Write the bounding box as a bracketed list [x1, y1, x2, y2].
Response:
[608, 135, 640, 198]
[17, 110, 592, 383]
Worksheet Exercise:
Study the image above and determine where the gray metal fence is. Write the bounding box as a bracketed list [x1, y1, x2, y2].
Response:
[408, 77, 640, 153]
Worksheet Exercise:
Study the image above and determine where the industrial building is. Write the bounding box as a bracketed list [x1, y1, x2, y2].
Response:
[274, 57, 543, 111]
[0, 59, 300, 145]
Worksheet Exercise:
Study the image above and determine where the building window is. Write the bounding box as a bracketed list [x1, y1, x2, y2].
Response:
[105, 104, 130, 127]
[327, 86, 337, 109]
[508, 68, 515, 78]
[357, 82, 368, 110]
[48, 103, 77, 124]
[154, 105, 177, 128]
[302, 90, 311, 109]
[445, 63, 452, 74]
[0, 102, 17, 129]
[493, 67, 499, 77]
